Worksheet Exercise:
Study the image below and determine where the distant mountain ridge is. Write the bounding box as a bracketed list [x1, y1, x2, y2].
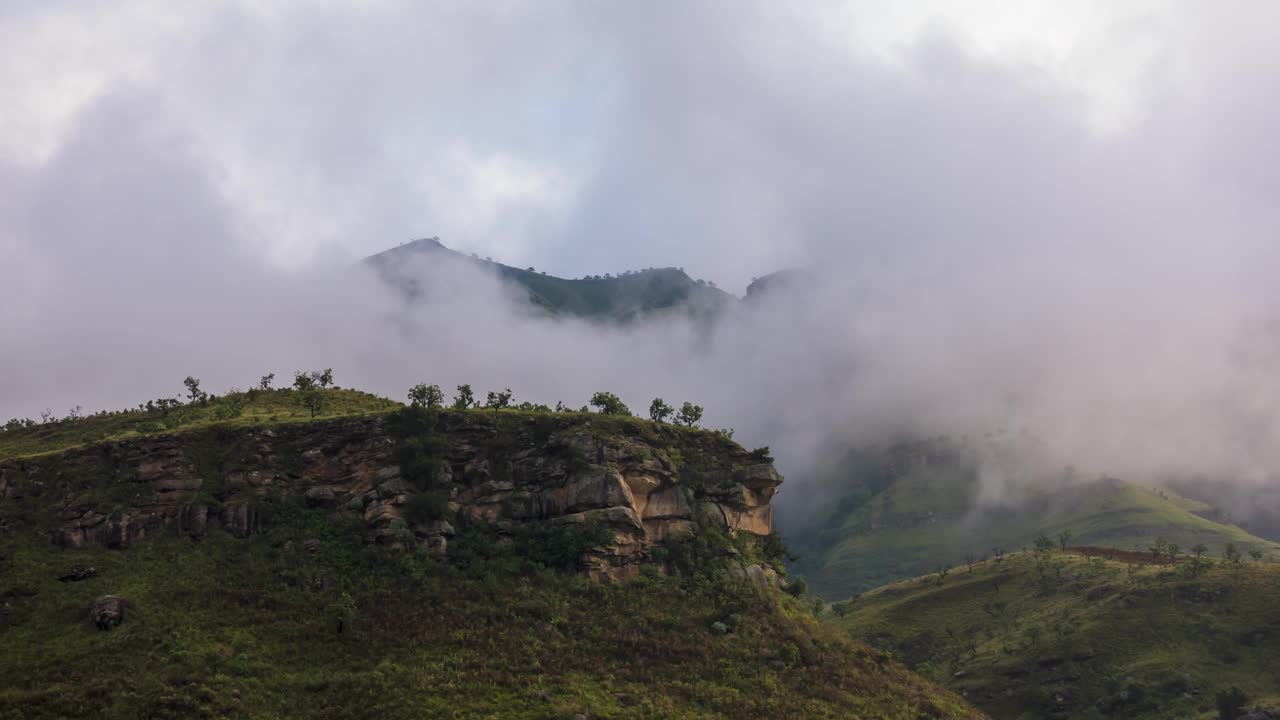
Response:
[788, 438, 1280, 598]
[366, 237, 737, 322]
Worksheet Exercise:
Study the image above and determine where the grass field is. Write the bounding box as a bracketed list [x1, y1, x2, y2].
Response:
[831, 548, 1280, 719]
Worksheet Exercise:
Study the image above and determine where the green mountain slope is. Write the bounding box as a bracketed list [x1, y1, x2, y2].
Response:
[789, 440, 1280, 598]
[832, 549, 1280, 719]
[367, 238, 735, 321]
[0, 393, 984, 720]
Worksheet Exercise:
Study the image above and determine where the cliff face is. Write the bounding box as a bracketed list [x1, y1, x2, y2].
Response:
[0, 412, 782, 580]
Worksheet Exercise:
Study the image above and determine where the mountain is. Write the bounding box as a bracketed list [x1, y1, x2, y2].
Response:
[787, 438, 1280, 599]
[367, 238, 736, 322]
[831, 547, 1280, 719]
[0, 389, 982, 719]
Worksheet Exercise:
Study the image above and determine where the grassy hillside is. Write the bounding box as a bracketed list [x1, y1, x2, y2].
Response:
[0, 392, 984, 719]
[0, 469, 982, 719]
[831, 548, 1280, 719]
[788, 441, 1280, 598]
[0, 388, 400, 460]
[367, 238, 735, 321]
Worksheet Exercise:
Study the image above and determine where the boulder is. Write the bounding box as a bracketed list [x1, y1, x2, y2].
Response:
[91, 595, 126, 630]
[58, 565, 97, 582]
[304, 486, 337, 507]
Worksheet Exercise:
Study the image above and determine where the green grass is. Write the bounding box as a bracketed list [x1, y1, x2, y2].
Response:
[831, 549, 1280, 719]
[789, 444, 1280, 598]
[0, 389, 401, 460]
[0, 500, 982, 719]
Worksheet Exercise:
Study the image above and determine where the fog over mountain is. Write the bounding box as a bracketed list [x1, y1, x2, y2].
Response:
[5, 2, 1280, 515]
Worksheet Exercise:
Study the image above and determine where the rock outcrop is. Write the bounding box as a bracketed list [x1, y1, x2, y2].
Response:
[91, 595, 126, 630]
[0, 412, 783, 580]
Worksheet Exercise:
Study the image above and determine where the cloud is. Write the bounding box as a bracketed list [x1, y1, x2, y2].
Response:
[5, 2, 1280, 526]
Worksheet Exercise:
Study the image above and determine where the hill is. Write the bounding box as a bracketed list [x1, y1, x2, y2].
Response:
[0, 391, 982, 719]
[787, 439, 1280, 598]
[832, 547, 1280, 719]
[366, 238, 735, 322]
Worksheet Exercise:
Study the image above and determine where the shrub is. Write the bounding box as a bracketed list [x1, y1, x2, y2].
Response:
[785, 576, 808, 598]
[404, 490, 451, 525]
[1215, 686, 1247, 720]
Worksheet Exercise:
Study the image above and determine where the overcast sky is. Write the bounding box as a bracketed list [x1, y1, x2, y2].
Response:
[6, 2, 1280, 504]
[4, 1, 1272, 289]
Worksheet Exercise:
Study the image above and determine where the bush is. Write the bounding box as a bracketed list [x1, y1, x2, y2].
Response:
[785, 576, 808, 598]
[404, 490, 450, 525]
[1216, 686, 1247, 720]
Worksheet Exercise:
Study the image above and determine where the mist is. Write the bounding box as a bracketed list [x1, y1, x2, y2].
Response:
[5, 2, 1280, 521]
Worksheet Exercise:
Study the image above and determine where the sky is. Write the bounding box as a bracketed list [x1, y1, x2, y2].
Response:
[5, 1, 1280, 513]
[2, 0, 1252, 286]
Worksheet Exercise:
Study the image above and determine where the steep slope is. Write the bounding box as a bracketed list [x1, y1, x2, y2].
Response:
[788, 440, 1280, 598]
[833, 549, 1280, 720]
[367, 237, 735, 322]
[0, 393, 983, 719]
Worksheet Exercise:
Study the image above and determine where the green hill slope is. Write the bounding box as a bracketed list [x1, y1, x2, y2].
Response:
[832, 549, 1280, 719]
[788, 440, 1280, 598]
[367, 238, 735, 321]
[0, 394, 983, 720]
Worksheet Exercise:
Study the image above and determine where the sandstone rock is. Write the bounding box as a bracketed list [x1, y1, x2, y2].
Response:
[413, 520, 455, 537]
[624, 474, 662, 498]
[221, 502, 259, 538]
[16, 412, 784, 583]
[642, 486, 691, 519]
[91, 595, 126, 630]
[548, 466, 635, 515]
[555, 506, 644, 533]
[58, 565, 97, 582]
[183, 503, 209, 538]
[744, 563, 778, 590]
[304, 486, 337, 507]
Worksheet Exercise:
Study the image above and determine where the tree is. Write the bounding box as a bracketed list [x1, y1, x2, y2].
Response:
[1249, 548, 1264, 562]
[1224, 542, 1242, 564]
[259, 373, 275, 391]
[649, 398, 674, 423]
[1034, 533, 1054, 554]
[317, 368, 334, 388]
[1192, 543, 1208, 561]
[676, 401, 703, 428]
[453, 384, 475, 410]
[183, 376, 206, 404]
[589, 391, 631, 416]
[293, 371, 317, 392]
[486, 388, 513, 411]
[408, 383, 444, 409]
[1149, 536, 1170, 561]
[328, 592, 357, 636]
[526, 266, 535, 272]
[302, 390, 325, 418]
[1057, 530, 1072, 550]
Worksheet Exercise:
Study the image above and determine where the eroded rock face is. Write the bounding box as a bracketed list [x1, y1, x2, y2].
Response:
[0, 413, 783, 580]
[91, 595, 126, 630]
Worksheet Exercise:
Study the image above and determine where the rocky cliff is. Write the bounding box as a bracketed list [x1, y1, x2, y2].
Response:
[0, 410, 782, 580]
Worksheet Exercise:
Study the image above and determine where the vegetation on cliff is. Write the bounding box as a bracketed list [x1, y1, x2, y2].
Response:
[0, 388, 983, 719]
